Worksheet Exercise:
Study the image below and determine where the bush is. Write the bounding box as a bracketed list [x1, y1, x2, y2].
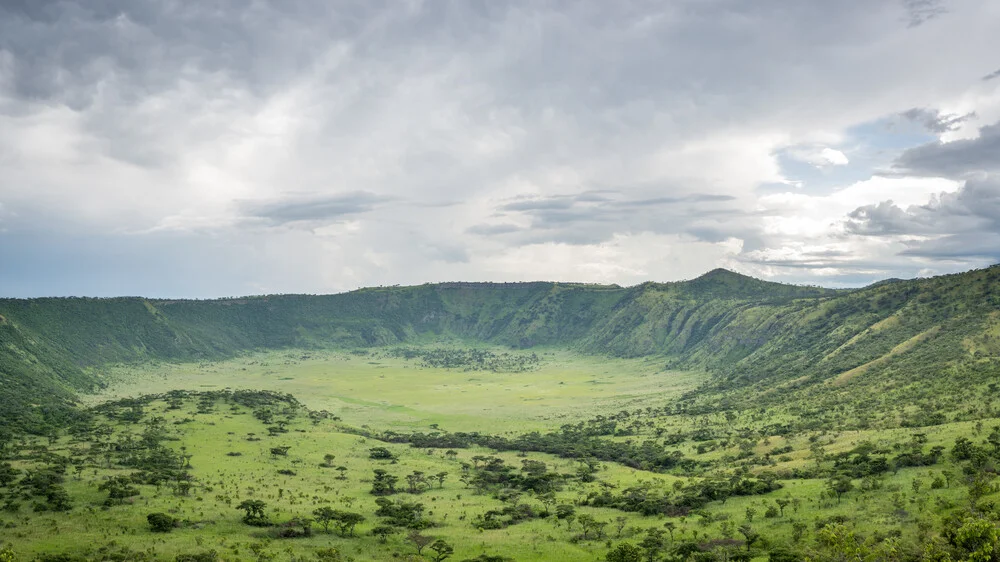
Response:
[147, 512, 178, 533]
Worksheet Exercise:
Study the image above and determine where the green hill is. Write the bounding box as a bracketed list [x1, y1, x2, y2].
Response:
[1, 266, 998, 432]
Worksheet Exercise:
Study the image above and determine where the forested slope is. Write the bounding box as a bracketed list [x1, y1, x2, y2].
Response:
[1, 266, 998, 432]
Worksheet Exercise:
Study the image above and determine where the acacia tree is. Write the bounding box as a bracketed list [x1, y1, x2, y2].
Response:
[776, 499, 791, 517]
[313, 506, 337, 533]
[372, 525, 398, 543]
[335, 511, 365, 537]
[738, 524, 760, 552]
[407, 531, 433, 555]
[826, 475, 854, 504]
[430, 539, 454, 561]
[237, 499, 270, 526]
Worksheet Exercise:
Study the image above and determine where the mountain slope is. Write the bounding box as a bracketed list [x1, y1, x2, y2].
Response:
[1, 267, 998, 432]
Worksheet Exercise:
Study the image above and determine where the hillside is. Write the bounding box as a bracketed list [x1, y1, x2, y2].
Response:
[1, 266, 999, 432]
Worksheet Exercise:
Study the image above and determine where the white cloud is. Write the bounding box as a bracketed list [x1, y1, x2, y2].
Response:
[786, 146, 850, 169]
[1, 1, 999, 296]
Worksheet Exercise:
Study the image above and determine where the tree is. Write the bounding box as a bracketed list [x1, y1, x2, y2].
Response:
[147, 512, 177, 532]
[0, 463, 19, 487]
[578, 514, 601, 539]
[791, 521, 808, 544]
[313, 506, 337, 533]
[615, 516, 628, 538]
[556, 504, 576, 523]
[371, 469, 399, 496]
[406, 471, 429, 494]
[270, 446, 290, 457]
[738, 524, 760, 552]
[408, 531, 433, 555]
[826, 475, 854, 504]
[663, 521, 676, 543]
[336, 466, 348, 480]
[948, 516, 1000, 561]
[369, 447, 397, 461]
[606, 542, 643, 562]
[435, 471, 449, 488]
[237, 499, 270, 526]
[322, 454, 336, 467]
[335, 511, 365, 537]
[372, 525, 399, 543]
[775, 499, 790, 517]
[639, 529, 665, 562]
[99, 475, 140, 505]
[430, 539, 454, 561]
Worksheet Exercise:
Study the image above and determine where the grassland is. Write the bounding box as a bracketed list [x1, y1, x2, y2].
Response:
[0, 345, 993, 561]
[3, 265, 1000, 560]
[8, 383, 991, 562]
[87, 349, 704, 434]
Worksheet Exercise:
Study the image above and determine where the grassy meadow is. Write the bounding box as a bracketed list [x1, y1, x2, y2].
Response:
[2, 345, 996, 561]
[86, 349, 704, 434]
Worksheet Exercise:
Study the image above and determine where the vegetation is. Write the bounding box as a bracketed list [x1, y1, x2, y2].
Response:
[0, 266, 999, 559]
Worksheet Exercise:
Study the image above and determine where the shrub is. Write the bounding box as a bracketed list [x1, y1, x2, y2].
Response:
[147, 512, 178, 533]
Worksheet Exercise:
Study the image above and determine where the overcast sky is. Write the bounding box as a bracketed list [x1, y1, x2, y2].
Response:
[1, 0, 999, 297]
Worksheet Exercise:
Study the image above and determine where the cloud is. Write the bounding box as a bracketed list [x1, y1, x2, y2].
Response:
[478, 190, 741, 246]
[845, 175, 1000, 237]
[2, 0, 1000, 295]
[786, 146, 850, 168]
[984, 68, 1000, 81]
[902, 0, 948, 27]
[891, 120, 1000, 178]
[241, 192, 390, 226]
[899, 107, 975, 133]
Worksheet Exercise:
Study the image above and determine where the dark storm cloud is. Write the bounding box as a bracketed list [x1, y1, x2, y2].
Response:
[890, 121, 1000, 178]
[899, 107, 975, 133]
[983, 68, 1000, 81]
[242, 191, 389, 225]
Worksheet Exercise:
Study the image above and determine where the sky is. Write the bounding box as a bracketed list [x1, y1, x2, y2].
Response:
[1, 0, 999, 298]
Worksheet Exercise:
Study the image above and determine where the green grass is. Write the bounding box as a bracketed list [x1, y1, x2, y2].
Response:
[8, 383, 995, 562]
[86, 349, 705, 434]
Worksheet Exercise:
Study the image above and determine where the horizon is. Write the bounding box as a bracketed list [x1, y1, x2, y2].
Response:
[7, 264, 998, 301]
[1, 2, 999, 298]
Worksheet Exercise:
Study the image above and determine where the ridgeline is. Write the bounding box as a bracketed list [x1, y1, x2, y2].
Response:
[2, 266, 999, 432]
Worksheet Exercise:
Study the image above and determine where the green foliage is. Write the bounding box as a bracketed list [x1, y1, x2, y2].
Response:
[4, 265, 1000, 436]
[605, 542, 643, 562]
[147, 512, 178, 532]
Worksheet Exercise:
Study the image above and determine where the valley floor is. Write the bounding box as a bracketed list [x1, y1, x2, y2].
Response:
[3, 346, 998, 561]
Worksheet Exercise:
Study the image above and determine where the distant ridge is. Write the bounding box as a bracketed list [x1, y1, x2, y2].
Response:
[1, 265, 999, 432]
